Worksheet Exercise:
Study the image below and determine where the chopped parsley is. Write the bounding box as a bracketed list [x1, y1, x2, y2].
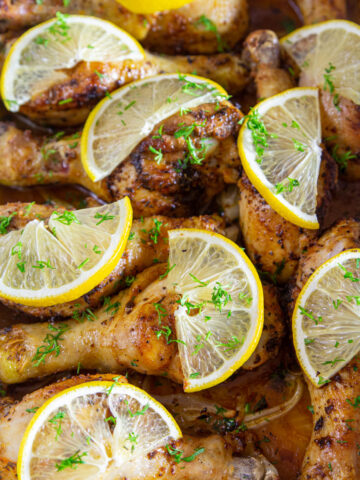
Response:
[149, 145, 163, 164]
[94, 212, 115, 225]
[55, 450, 87, 471]
[52, 210, 79, 225]
[32, 323, 70, 366]
[239, 108, 275, 164]
[275, 177, 299, 194]
[166, 444, 205, 463]
[195, 15, 226, 52]
[0, 212, 16, 234]
[211, 282, 232, 312]
[299, 306, 322, 325]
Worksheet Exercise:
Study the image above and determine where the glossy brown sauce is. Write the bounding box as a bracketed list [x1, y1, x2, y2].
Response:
[1, 2, 359, 479]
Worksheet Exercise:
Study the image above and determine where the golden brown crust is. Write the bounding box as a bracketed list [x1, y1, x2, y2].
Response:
[19, 59, 155, 126]
[319, 91, 360, 181]
[0, 202, 224, 318]
[108, 102, 241, 217]
[243, 284, 285, 370]
[0, 458, 17, 480]
[242, 29, 294, 100]
[294, 0, 347, 24]
[0, 102, 241, 216]
[300, 358, 360, 480]
[291, 219, 360, 479]
[238, 173, 316, 284]
[0, 122, 108, 199]
[290, 217, 360, 305]
[238, 150, 338, 284]
[0, 263, 183, 385]
[143, 0, 249, 55]
[0, 0, 249, 57]
[0, 0, 155, 37]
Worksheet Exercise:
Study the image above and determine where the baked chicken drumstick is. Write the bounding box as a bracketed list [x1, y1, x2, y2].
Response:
[0, 262, 284, 385]
[0, 100, 241, 217]
[0, 374, 279, 480]
[291, 218, 360, 480]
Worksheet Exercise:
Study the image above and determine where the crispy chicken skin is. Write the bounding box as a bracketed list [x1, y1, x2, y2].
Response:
[242, 30, 293, 100]
[286, 33, 360, 180]
[0, 50, 248, 126]
[0, 202, 224, 318]
[0, 0, 154, 37]
[0, 375, 253, 480]
[0, 0, 249, 56]
[294, 0, 347, 24]
[238, 150, 338, 284]
[4, 53, 248, 126]
[0, 101, 241, 216]
[0, 266, 284, 385]
[239, 31, 337, 284]
[291, 218, 360, 303]
[319, 91, 360, 181]
[142, 0, 249, 55]
[243, 284, 285, 370]
[300, 358, 360, 480]
[289, 219, 360, 479]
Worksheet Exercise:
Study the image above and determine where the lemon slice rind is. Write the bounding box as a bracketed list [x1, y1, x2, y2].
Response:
[1, 15, 144, 112]
[167, 228, 264, 392]
[81, 73, 228, 181]
[293, 249, 360, 387]
[18, 381, 182, 480]
[116, 0, 195, 14]
[0, 198, 132, 307]
[238, 87, 322, 230]
[281, 20, 360, 105]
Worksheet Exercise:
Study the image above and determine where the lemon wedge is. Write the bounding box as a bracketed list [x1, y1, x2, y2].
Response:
[281, 20, 360, 105]
[293, 249, 360, 387]
[166, 228, 264, 392]
[0, 198, 132, 307]
[0, 14, 144, 112]
[116, 0, 194, 13]
[238, 87, 322, 229]
[81, 73, 228, 181]
[17, 380, 182, 480]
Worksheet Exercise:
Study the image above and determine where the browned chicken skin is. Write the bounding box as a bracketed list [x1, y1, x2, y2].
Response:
[7, 53, 248, 126]
[290, 219, 360, 479]
[242, 29, 293, 100]
[0, 47, 248, 126]
[239, 141, 338, 285]
[282, 14, 360, 180]
[319, 91, 360, 181]
[0, 202, 224, 318]
[0, 263, 284, 386]
[0, 0, 154, 36]
[141, 0, 249, 55]
[0, 101, 242, 217]
[0, 0, 249, 56]
[294, 0, 347, 24]
[291, 218, 360, 303]
[238, 29, 337, 284]
[0, 374, 269, 480]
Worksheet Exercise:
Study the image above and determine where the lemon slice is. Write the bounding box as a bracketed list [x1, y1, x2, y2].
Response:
[0, 198, 132, 307]
[116, 0, 194, 13]
[281, 20, 360, 105]
[0, 14, 144, 112]
[81, 73, 228, 181]
[18, 380, 182, 480]
[166, 229, 264, 392]
[293, 249, 360, 387]
[238, 87, 322, 229]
